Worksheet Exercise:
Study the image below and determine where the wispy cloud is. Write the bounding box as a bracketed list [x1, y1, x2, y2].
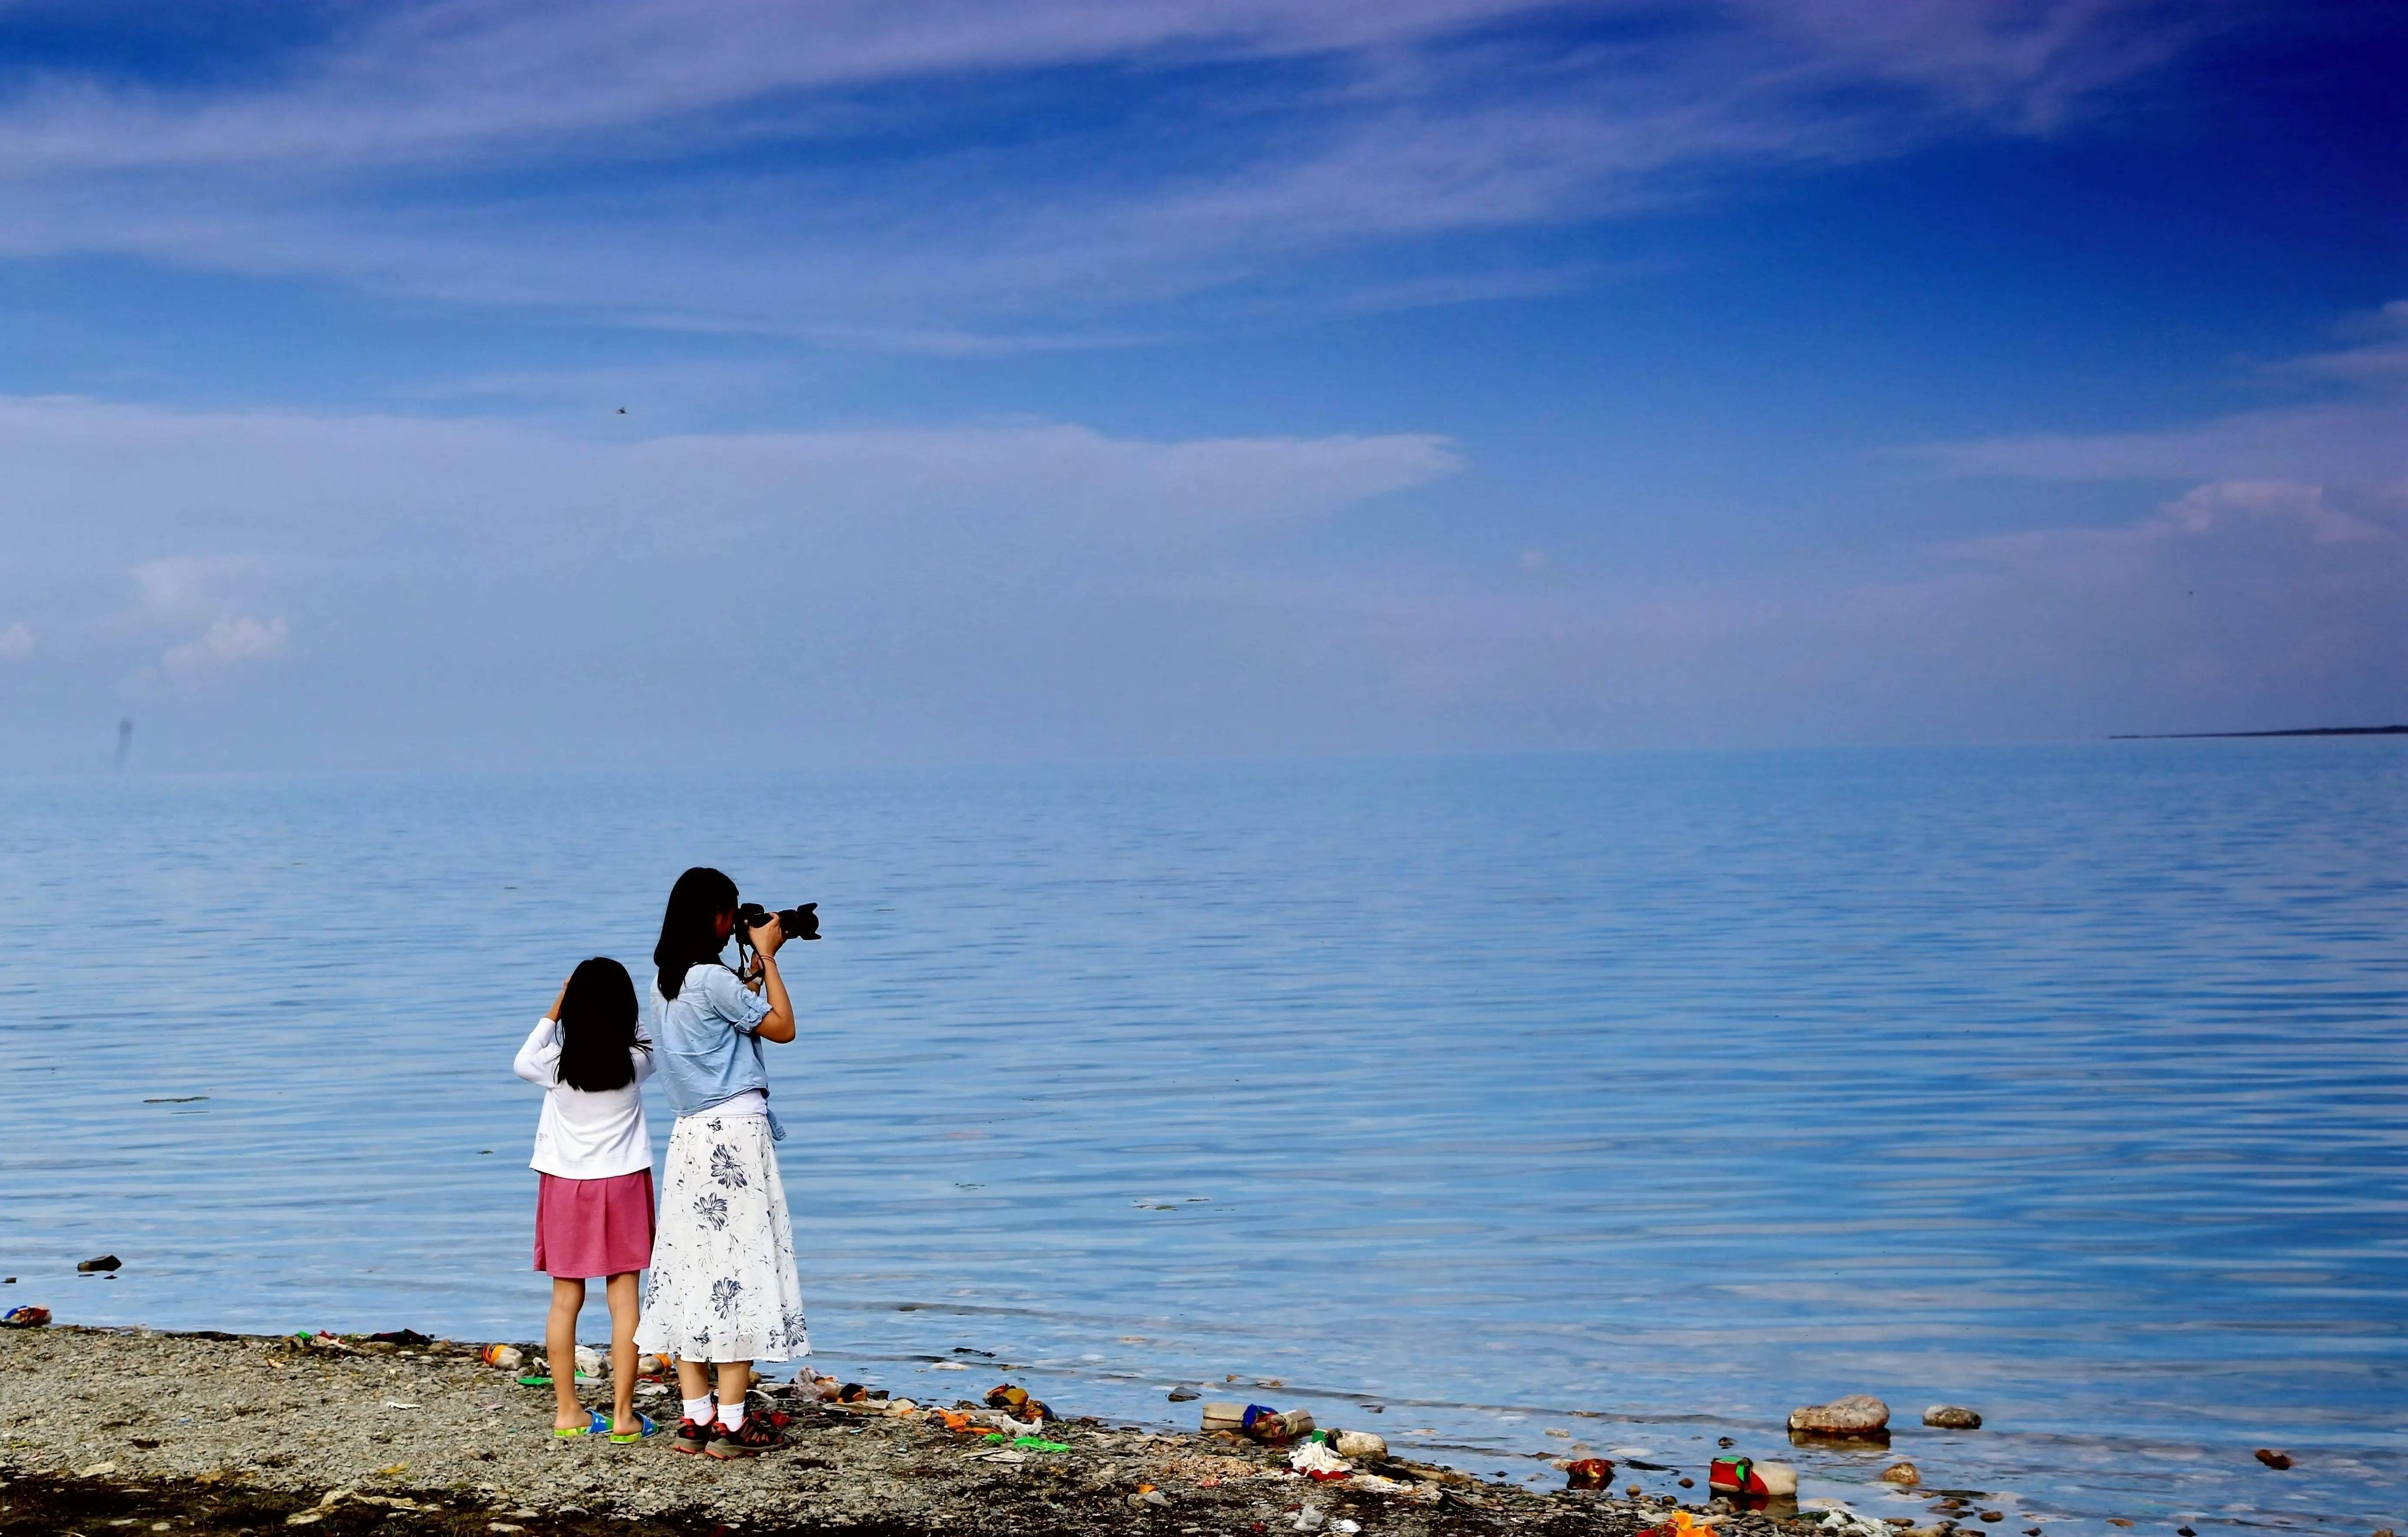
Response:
[0, 621, 33, 660]
[1913, 299, 2408, 489]
[0, 0, 2238, 339]
[160, 614, 290, 679]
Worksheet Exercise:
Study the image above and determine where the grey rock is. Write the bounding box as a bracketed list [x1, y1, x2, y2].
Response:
[1788, 1394, 1890, 1436]
[1923, 1405, 1983, 1430]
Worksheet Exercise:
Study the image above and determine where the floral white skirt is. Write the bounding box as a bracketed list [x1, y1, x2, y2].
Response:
[635, 1111, 809, 1363]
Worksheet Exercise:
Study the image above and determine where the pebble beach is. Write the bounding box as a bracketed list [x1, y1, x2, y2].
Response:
[0, 1324, 1782, 1537]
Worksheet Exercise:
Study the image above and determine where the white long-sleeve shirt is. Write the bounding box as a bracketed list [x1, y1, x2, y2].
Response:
[512, 1016, 656, 1180]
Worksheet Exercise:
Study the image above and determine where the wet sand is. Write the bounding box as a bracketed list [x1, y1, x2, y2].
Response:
[0, 1325, 1782, 1537]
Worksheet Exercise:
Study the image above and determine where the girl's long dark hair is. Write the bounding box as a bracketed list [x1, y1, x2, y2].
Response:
[557, 956, 645, 1093]
[655, 865, 738, 1001]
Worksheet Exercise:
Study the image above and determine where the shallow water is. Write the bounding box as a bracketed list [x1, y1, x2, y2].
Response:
[2, 744, 2401, 1532]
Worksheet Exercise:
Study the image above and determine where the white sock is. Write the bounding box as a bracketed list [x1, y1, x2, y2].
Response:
[683, 1395, 714, 1426]
[718, 1400, 746, 1431]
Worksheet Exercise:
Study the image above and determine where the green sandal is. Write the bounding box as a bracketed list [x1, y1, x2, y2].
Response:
[554, 1409, 610, 1439]
[609, 1412, 660, 1445]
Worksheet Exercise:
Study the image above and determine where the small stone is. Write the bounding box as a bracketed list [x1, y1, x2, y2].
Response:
[1627, 1484, 1643, 1497]
[1884, 1462, 1922, 1486]
[1332, 1430, 1386, 1460]
[1718, 1437, 1736, 1448]
[2177, 1527, 2196, 1535]
[1980, 1513, 2004, 1523]
[2109, 1522, 2132, 1528]
[1167, 1387, 1199, 1402]
[1923, 1406, 1983, 1430]
[1680, 1478, 1695, 1488]
[2253, 1449, 2291, 1470]
[77, 1255, 123, 1273]
[77, 1462, 117, 1478]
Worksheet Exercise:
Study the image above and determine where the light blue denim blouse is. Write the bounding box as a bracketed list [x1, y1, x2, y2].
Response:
[650, 963, 785, 1139]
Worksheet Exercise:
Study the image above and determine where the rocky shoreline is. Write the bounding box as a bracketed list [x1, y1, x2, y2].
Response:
[0, 1325, 1808, 1537]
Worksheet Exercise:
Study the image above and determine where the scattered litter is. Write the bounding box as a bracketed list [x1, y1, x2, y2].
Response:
[366, 1329, 431, 1346]
[929, 1360, 969, 1370]
[1, 1306, 50, 1328]
[1289, 1441, 1351, 1480]
[1817, 1508, 1900, 1537]
[1330, 1522, 1361, 1535]
[1294, 1503, 1326, 1533]
[1709, 1458, 1797, 1498]
[383, 1401, 420, 1410]
[574, 1345, 602, 1377]
[983, 1383, 1050, 1423]
[1565, 1459, 1615, 1489]
[373, 1463, 407, 1476]
[479, 1344, 524, 1371]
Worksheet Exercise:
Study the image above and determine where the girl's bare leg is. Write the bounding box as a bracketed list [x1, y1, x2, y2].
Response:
[715, 1360, 752, 1422]
[546, 1277, 588, 1430]
[676, 1355, 714, 1407]
[604, 1272, 641, 1432]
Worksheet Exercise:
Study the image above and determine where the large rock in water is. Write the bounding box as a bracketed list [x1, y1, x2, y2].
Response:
[1924, 1405, 1984, 1429]
[1788, 1395, 1890, 1435]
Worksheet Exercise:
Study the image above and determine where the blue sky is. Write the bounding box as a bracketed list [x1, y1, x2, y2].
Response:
[0, 0, 2401, 769]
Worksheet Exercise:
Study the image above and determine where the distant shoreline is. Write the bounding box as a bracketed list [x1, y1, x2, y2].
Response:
[2110, 724, 2408, 740]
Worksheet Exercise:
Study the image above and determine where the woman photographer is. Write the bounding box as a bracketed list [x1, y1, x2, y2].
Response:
[634, 866, 811, 1458]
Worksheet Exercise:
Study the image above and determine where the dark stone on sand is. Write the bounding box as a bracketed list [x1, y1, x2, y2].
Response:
[1923, 1405, 1983, 1429]
[77, 1255, 121, 1273]
[1167, 1387, 1199, 1401]
[1980, 1512, 2004, 1523]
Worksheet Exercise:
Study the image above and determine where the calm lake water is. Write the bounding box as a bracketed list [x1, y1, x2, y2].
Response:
[2, 745, 2401, 1532]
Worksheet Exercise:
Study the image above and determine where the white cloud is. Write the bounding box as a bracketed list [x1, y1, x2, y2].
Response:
[0, 398, 1458, 566]
[160, 615, 290, 678]
[1913, 299, 2408, 493]
[0, 621, 32, 659]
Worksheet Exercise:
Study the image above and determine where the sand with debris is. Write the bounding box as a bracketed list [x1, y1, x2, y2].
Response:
[0, 1324, 1815, 1537]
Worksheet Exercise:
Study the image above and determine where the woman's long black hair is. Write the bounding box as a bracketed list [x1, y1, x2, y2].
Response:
[556, 956, 645, 1093]
[655, 865, 739, 1001]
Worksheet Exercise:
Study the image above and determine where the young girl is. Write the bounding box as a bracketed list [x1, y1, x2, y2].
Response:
[635, 866, 810, 1458]
[512, 956, 659, 1443]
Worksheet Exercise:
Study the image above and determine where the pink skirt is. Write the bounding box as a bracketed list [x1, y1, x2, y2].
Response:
[533, 1169, 655, 1278]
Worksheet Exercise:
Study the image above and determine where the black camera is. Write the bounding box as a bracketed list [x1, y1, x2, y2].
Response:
[735, 901, 820, 944]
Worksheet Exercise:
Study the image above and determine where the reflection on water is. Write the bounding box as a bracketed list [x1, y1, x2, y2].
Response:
[1, 744, 2401, 1532]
